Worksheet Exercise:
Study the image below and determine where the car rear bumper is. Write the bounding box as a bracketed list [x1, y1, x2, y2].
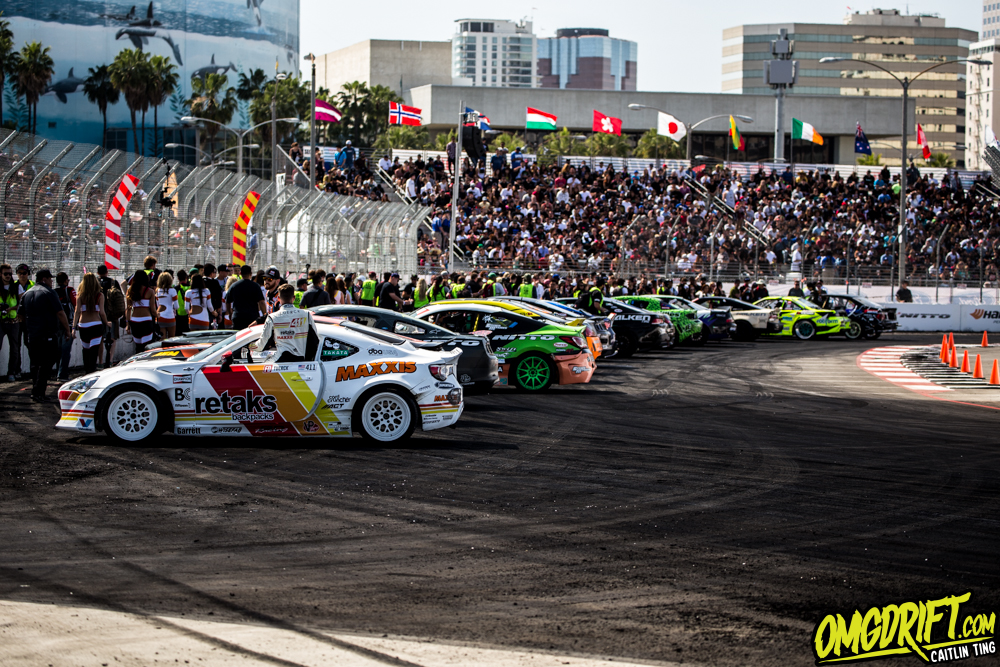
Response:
[554, 351, 595, 385]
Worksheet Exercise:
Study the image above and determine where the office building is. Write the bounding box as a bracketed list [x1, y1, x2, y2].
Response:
[723, 9, 976, 167]
[966, 38, 997, 170]
[537, 29, 637, 91]
[316, 40, 452, 100]
[452, 19, 538, 88]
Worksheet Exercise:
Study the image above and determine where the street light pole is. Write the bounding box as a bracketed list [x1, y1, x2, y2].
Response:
[448, 100, 464, 273]
[304, 53, 316, 188]
[272, 57, 278, 190]
[819, 55, 990, 293]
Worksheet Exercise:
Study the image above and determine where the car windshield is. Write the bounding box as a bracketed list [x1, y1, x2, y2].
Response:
[186, 332, 242, 362]
[795, 298, 824, 310]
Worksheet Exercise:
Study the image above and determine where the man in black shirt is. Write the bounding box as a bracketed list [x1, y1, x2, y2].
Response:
[896, 280, 913, 303]
[226, 265, 268, 330]
[20, 269, 72, 401]
[378, 273, 410, 311]
[299, 271, 331, 308]
[203, 263, 223, 325]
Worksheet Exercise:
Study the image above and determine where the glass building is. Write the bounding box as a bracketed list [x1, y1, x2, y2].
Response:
[452, 19, 538, 88]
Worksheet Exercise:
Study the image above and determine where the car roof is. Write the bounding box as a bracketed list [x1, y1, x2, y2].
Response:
[415, 302, 509, 315]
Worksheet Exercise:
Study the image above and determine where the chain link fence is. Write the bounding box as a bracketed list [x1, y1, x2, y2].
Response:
[0, 129, 430, 281]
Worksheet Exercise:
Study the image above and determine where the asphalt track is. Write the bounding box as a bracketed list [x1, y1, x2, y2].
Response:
[1, 333, 998, 666]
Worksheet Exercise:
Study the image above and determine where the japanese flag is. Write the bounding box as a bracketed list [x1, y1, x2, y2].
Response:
[657, 112, 686, 141]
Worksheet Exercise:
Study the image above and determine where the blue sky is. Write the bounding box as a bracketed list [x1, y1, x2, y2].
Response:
[299, 0, 982, 93]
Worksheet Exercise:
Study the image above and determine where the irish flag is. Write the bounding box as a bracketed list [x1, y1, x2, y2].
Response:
[526, 107, 557, 131]
[792, 118, 824, 145]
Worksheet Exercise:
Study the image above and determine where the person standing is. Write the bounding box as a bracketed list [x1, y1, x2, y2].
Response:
[413, 278, 430, 309]
[174, 269, 191, 334]
[226, 265, 268, 330]
[300, 271, 331, 308]
[203, 263, 223, 326]
[97, 265, 125, 369]
[126, 269, 157, 351]
[896, 280, 913, 303]
[53, 272, 76, 381]
[259, 284, 319, 362]
[378, 273, 410, 311]
[0, 264, 21, 381]
[359, 271, 378, 306]
[20, 269, 72, 401]
[73, 273, 108, 375]
[14, 264, 34, 378]
[185, 274, 216, 331]
[155, 272, 178, 339]
[787, 279, 805, 298]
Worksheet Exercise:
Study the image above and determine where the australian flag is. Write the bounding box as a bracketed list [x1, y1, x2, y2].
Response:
[855, 123, 872, 156]
[465, 107, 491, 131]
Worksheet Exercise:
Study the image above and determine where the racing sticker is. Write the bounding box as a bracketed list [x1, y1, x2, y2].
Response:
[197, 364, 320, 425]
[321, 338, 356, 361]
[172, 387, 193, 408]
[334, 361, 416, 382]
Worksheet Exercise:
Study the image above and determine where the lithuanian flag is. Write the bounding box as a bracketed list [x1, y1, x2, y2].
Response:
[729, 115, 745, 151]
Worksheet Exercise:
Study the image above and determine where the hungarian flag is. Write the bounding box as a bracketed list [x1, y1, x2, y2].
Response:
[854, 123, 872, 155]
[593, 110, 622, 136]
[389, 101, 422, 126]
[792, 118, 824, 145]
[315, 99, 341, 123]
[917, 124, 931, 159]
[526, 107, 557, 131]
[657, 112, 686, 141]
[729, 115, 745, 151]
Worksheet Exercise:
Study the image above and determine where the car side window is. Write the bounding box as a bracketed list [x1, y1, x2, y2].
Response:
[393, 321, 426, 336]
[320, 337, 358, 362]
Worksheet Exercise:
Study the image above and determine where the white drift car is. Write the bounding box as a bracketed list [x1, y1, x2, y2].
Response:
[57, 318, 464, 444]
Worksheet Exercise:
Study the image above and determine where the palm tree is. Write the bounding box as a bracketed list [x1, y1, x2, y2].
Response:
[148, 55, 178, 156]
[109, 48, 152, 155]
[188, 72, 238, 156]
[491, 132, 522, 151]
[433, 129, 456, 151]
[857, 153, 882, 166]
[14, 41, 54, 134]
[335, 80, 369, 145]
[583, 132, 630, 158]
[0, 12, 16, 127]
[927, 152, 955, 168]
[236, 67, 267, 102]
[634, 129, 683, 159]
[364, 84, 402, 145]
[542, 127, 584, 156]
[84, 65, 119, 147]
[373, 125, 428, 150]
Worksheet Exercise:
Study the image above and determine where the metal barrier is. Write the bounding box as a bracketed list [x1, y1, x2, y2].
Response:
[0, 129, 430, 280]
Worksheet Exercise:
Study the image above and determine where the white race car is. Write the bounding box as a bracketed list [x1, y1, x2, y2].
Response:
[57, 317, 465, 444]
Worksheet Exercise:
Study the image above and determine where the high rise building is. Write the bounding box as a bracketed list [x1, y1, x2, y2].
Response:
[452, 19, 538, 88]
[983, 1, 1000, 39]
[965, 38, 996, 170]
[723, 9, 976, 167]
[537, 29, 637, 91]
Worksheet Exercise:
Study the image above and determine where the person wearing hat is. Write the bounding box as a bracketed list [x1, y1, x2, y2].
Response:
[20, 269, 72, 401]
[378, 273, 411, 312]
[263, 266, 285, 313]
[340, 140, 356, 171]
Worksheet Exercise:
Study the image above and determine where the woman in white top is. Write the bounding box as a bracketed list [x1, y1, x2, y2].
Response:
[185, 274, 217, 331]
[156, 272, 178, 339]
[73, 273, 109, 374]
[126, 269, 157, 351]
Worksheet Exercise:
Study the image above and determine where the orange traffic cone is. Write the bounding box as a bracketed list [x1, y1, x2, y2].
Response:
[991, 360, 1000, 385]
[949, 332, 955, 348]
[973, 354, 985, 379]
[961, 349, 971, 373]
[940, 334, 950, 362]
[983, 331, 990, 347]
[950, 346, 959, 368]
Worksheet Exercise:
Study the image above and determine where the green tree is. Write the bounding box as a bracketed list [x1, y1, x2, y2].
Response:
[433, 128, 456, 151]
[927, 152, 955, 168]
[634, 128, 684, 159]
[373, 125, 428, 150]
[188, 72, 238, 157]
[363, 83, 402, 144]
[583, 132, 630, 158]
[490, 132, 522, 151]
[84, 64, 119, 147]
[247, 76, 300, 158]
[109, 48, 152, 155]
[335, 80, 369, 145]
[542, 127, 584, 156]
[856, 153, 882, 166]
[14, 41, 54, 134]
[0, 12, 16, 128]
[236, 67, 267, 102]
[148, 55, 178, 156]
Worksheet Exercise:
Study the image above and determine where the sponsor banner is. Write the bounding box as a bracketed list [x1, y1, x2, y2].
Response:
[880, 304, 1000, 331]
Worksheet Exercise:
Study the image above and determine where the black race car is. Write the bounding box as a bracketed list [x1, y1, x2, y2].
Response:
[555, 297, 673, 358]
[311, 305, 500, 392]
[813, 294, 898, 340]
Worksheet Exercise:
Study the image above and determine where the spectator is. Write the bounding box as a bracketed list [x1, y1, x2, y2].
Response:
[53, 271, 76, 381]
[20, 269, 72, 401]
[185, 274, 216, 331]
[378, 272, 410, 311]
[896, 280, 913, 303]
[156, 272, 178, 339]
[0, 264, 21, 381]
[126, 269, 157, 351]
[226, 265, 268, 330]
[73, 273, 108, 375]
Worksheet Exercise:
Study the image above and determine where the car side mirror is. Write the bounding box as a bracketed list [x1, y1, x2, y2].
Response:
[220, 350, 233, 373]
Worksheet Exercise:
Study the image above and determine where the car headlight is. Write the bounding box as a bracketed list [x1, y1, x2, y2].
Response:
[67, 376, 100, 393]
[429, 363, 455, 381]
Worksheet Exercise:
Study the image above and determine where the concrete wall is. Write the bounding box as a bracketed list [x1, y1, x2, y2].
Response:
[317, 40, 451, 96]
[409, 85, 912, 139]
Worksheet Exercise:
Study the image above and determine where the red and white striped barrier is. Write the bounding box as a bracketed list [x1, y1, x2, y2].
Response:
[104, 174, 140, 270]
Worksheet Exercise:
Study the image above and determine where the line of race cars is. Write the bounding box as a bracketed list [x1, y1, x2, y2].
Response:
[55, 291, 897, 445]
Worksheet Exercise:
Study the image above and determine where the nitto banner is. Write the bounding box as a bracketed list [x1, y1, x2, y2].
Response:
[881, 304, 1000, 332]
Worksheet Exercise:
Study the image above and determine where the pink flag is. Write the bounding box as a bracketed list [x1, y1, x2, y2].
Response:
[104, 174, 139, 270]
[315, 99, 342, 123]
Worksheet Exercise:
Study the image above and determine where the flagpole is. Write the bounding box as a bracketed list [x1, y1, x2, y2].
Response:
[448, 99, 463, 275]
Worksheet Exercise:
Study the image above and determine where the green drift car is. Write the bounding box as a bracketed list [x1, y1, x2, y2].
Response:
[611, 295, 705, 346]
[413, 302, 595, 391]
[752, 296, 850, 340]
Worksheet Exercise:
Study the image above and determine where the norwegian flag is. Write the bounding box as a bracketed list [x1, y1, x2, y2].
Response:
[916, 124, 931, 160]
[104, 174, 139, 270]
[389, 101, 422, 126]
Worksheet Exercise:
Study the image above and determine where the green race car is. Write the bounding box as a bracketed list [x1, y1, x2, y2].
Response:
[612, 295, 705, 346]
[752, 296, 850, 340]
[413, 302, 596, 391]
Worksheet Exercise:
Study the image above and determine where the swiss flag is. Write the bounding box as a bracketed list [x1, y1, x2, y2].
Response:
[916, 124, 931, 160]
[593, 110, 622, 136]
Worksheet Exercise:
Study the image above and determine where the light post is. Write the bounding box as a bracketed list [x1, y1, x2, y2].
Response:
[628, 104, 753, 161]
[819, 56, 990, 295]
[935, 224, 951, 304]
[180, 116, 294, 176]
[303, 53, 317, 188]
[165, 143, 258, 166]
